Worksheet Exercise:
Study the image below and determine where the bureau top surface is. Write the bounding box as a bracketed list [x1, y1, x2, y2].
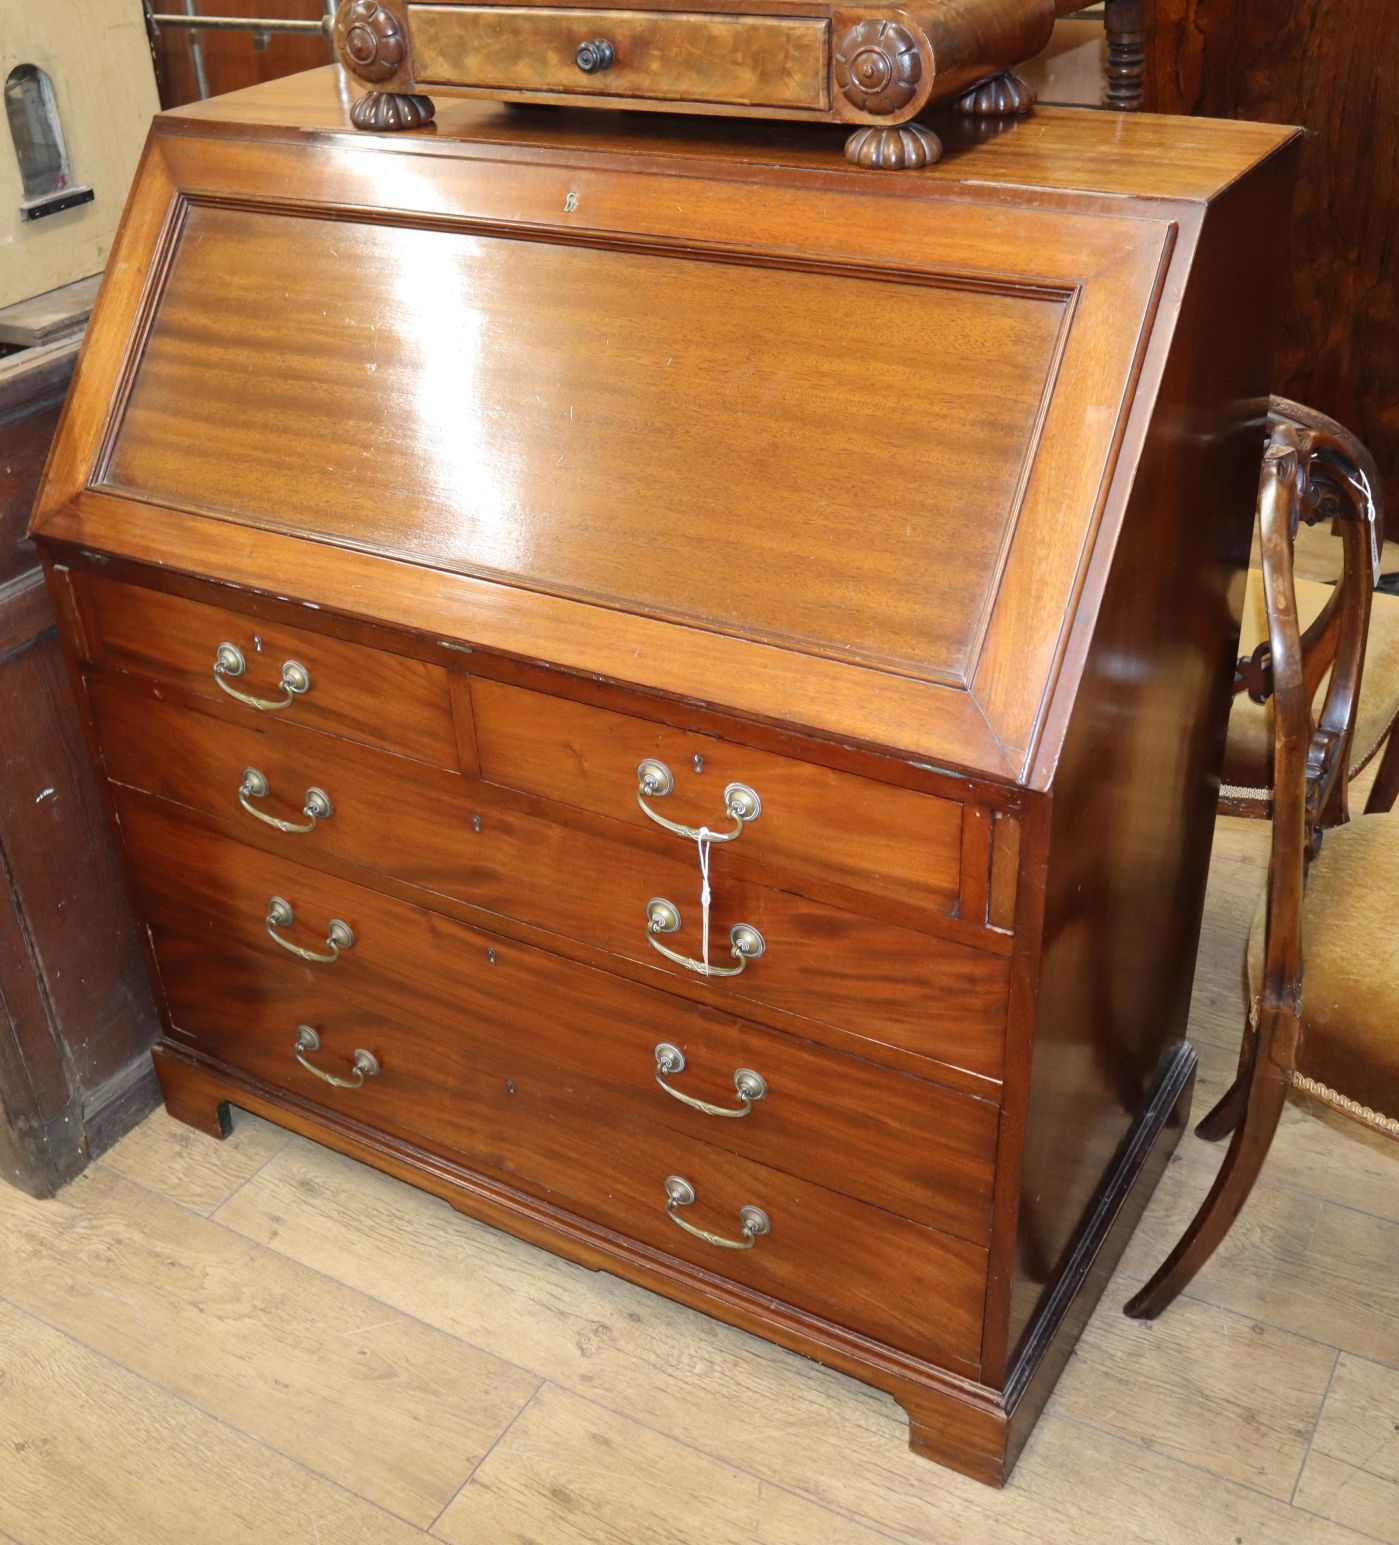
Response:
[169, 66, 1293, 205]
[33, 69, 1296, 787]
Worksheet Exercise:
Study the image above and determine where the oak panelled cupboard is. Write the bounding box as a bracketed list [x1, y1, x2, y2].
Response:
[30, 70, 1298, 1485]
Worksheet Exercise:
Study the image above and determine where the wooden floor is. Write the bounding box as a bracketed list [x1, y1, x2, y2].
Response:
[2, 797, 1395, 1545]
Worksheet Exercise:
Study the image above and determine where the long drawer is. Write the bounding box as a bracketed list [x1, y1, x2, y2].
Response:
[138, 904, 988, 1374]
[93, 681, 1010, 1078]
[121, 795, 999, 1242]
[408, 5, 831, 112]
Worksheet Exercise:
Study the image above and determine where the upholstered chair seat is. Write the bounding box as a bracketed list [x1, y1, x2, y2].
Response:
[1247, 814, 1399, 1136]
[1223, 570, 1399, 802]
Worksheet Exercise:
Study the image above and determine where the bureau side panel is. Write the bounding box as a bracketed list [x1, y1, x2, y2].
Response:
[1003, 144, 1299, 1362]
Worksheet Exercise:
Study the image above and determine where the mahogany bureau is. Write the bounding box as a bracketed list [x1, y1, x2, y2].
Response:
[30, 70, 1299, 1485]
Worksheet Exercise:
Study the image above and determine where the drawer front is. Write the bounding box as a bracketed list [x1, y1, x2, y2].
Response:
[94, 684, 1008, 1077]
[121, 795, 999, 1242]
[472, 679, 965, 917]
[77, 576, 461, 769]
[151, 926, 986, 1373]
[409, 5, 830, 112]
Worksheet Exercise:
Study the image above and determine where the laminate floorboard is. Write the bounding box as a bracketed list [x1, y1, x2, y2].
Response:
[1, 802, 1393, 1543]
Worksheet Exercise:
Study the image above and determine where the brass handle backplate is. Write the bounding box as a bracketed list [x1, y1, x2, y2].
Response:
[575, 37, 614, 72]
[266, 896, 354, 963]
[646, 898, 764, 978]
[239, 767, 333, 833]
[654, 1043, 766, 1117]
[636, 760, 760, 844]
[293, 1025, 379, 1088]
[213, 641, 310, 712]
[664, 1176, 770, 1250]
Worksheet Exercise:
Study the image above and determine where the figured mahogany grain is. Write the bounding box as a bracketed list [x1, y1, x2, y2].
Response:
[411, 6, 830, 109]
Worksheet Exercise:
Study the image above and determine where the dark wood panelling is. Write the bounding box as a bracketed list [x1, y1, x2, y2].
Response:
[1146, 0, 1398, 534]
[0, 625, 159, 1195]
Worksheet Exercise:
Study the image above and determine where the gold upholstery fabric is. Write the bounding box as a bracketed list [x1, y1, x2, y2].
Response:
[1224, 571, 1399, 793]
[1247, 814, 1399, 1130]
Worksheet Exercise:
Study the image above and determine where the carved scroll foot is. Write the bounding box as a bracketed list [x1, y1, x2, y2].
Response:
[955, 71, 1036, 118]
[844, 122, 942, 172]
[349, 90, 436, 131]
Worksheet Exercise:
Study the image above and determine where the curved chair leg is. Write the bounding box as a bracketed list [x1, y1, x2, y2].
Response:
[1195, 1074, 1248, 1141]
[1364, 729, 1399, 813]
[1196, 1012, 1258, 1141]
[1124, 1063, 1287, 1320]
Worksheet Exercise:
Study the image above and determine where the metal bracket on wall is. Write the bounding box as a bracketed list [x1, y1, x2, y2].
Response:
[142, 2, 336, 96]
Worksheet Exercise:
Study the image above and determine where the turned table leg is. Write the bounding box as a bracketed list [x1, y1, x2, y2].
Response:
[1104, 0, 1154, 111]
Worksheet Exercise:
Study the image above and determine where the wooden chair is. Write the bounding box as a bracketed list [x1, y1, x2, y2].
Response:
[1124, 417, 1399, 1321]
[1221, 398, 1398, 823]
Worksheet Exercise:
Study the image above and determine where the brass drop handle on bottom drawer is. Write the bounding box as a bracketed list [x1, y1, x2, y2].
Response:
[265, 896, 354, 963]
[654, 1043, 767, 1117]
[293, 1025, 379, 1088]
[646, 898, 764, 978]
[239, 767, 333, 833]
[636, 760, 761, 844]
[664, 1176, 770, 1250]
[213, 642, 310, 712]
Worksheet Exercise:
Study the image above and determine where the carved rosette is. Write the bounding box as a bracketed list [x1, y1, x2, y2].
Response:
[333, 0, 434, 132]
[844, 122, 941, 171]
[833, 18, 923, 117]
[333, 0, 408, 84]
[955, 71, 1036, 118]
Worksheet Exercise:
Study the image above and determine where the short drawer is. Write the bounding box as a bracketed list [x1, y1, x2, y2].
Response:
[76, 575, 462, 769]
[96, 686, 1008, 1078]
[472, 679, 965, 917]
[409, 5, 831, 112]
[125, 795, 999, 1242]
[150, 930, 987, 1373]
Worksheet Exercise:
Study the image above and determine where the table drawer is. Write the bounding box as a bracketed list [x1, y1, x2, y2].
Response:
[125, 795, 999, 1241]
[95, 685, 1008, 1078]
[472, 679, 965, 917]
[150, 930, 986, 1373]
[409, 5, 830, 111]
[76, 575, 461, 769]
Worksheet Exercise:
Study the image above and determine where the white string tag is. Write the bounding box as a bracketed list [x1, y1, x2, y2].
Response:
[696, 828, 713, 974]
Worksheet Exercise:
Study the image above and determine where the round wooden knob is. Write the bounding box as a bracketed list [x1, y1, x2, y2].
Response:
[575, 38, 615, 73]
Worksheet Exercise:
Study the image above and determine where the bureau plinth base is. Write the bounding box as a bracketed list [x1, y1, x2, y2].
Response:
[150, 1036, 1195, 1488]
